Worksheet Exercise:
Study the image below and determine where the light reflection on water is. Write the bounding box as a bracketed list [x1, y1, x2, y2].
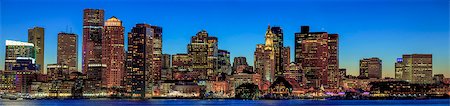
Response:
[0, 99, 449, 106]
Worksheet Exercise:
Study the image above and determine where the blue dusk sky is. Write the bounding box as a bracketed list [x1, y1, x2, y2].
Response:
[0, 0, 448, 77]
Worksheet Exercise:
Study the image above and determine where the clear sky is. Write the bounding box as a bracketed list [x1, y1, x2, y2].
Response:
[0, 0, 448, 77]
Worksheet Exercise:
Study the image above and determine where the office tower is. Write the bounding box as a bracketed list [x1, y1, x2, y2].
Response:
[270, 26, 284, 77]
[187, 30, 213, 80]
[47, 64, 70, 81]
[82, 9, 105, 80]
[359, 57, 382, 79]
[294, 26, 340, 88]
[5, 40, 36, 71]
[232, 57, 248, 73]
[254, 26, 276, 82]
[217, 50, 231, 75]
[102, 16, 125, 88]
[150, 26, 163, 83]
[395, 54, 433, 84]
[28, 27, 44, 73]
[126, 24, 154, 98]
[57, 32, 77, 72]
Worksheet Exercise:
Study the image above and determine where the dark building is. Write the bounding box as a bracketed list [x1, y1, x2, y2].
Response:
[232, 57, 248, 73]
[125, 24, 154, 98]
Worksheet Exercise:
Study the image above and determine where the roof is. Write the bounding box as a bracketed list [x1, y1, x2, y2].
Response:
[5, 40, 34, 46]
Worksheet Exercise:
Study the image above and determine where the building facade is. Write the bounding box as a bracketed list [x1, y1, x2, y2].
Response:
[359, 57, 382, 79]
[102, 16, 125, 88]
[395, 54, 433, 84]
[57, 32, 77, 72]
[28, 27, 45, 73]
[294, 26, 340, 88]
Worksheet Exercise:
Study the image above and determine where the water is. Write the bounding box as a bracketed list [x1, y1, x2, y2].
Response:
[0, 99, 449, 106]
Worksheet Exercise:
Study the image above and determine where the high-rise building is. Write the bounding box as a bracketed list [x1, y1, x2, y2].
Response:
[254, 26, 276, 83]
[82, 9, 105, 81]
[125, 23, 154, 98]
[150, 26, 163, 83]
[281, 47, 290, 71]
[28, 27, 44, 73]
[294, 26, 339, 88]
[102, 16, 125, 88]
[359, 57, 382, 79]
[57, 32, 77, 72]
[82, 9, 105, 96]
[187, 30, 221, 80]
[270, 26, 285, 77]
[395, 54, 433, 84]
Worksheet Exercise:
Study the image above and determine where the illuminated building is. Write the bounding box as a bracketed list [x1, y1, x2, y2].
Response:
[125, 23, 154, 98]
[359, 57, 382, 79]
[187, 30, 211, 80]
[294, 26, 340, 88]
[57, 32, 78, 72]
[395, 54, 433, 84]
[270, 26, 285, 77]
[0, 71, 15, 92]
[82, 8, 105, 81]
[47, 64, 70, 81]
[151, 26, 163, 83]
[433, 74, 445, 84]
[229, 72, 262, 95]
[254, 26, 276, 83]
[102, 16, 125, 88]
[28, 27, 45, 73]
[283, 63, 304, 87]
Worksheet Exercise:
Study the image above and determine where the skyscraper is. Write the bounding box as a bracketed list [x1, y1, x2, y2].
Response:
[270, 26, 285, 77]
[187, 30, 212, 80]
[359, 57, 382, 79]
[82, 9, 105, 96]
[150, 26, 163, 83]
[102, 16, 125, 88]
[254, 26, 276, 82]
[125, 23, 154, 98]
[28, 27, 44, 73]
[294, 26, 339, 88]
[57, 32, 77, 72]
[395, 54, 433, 84]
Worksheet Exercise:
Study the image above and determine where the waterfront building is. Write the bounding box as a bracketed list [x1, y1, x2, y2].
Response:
[294, 26, 340, 88]
[359, 57, 382, 79]
[395, 54, 433, 84]
[102, 16, 125, 88]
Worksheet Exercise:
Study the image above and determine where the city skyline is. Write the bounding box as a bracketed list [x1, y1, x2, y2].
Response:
[1, 0, 449, 77]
